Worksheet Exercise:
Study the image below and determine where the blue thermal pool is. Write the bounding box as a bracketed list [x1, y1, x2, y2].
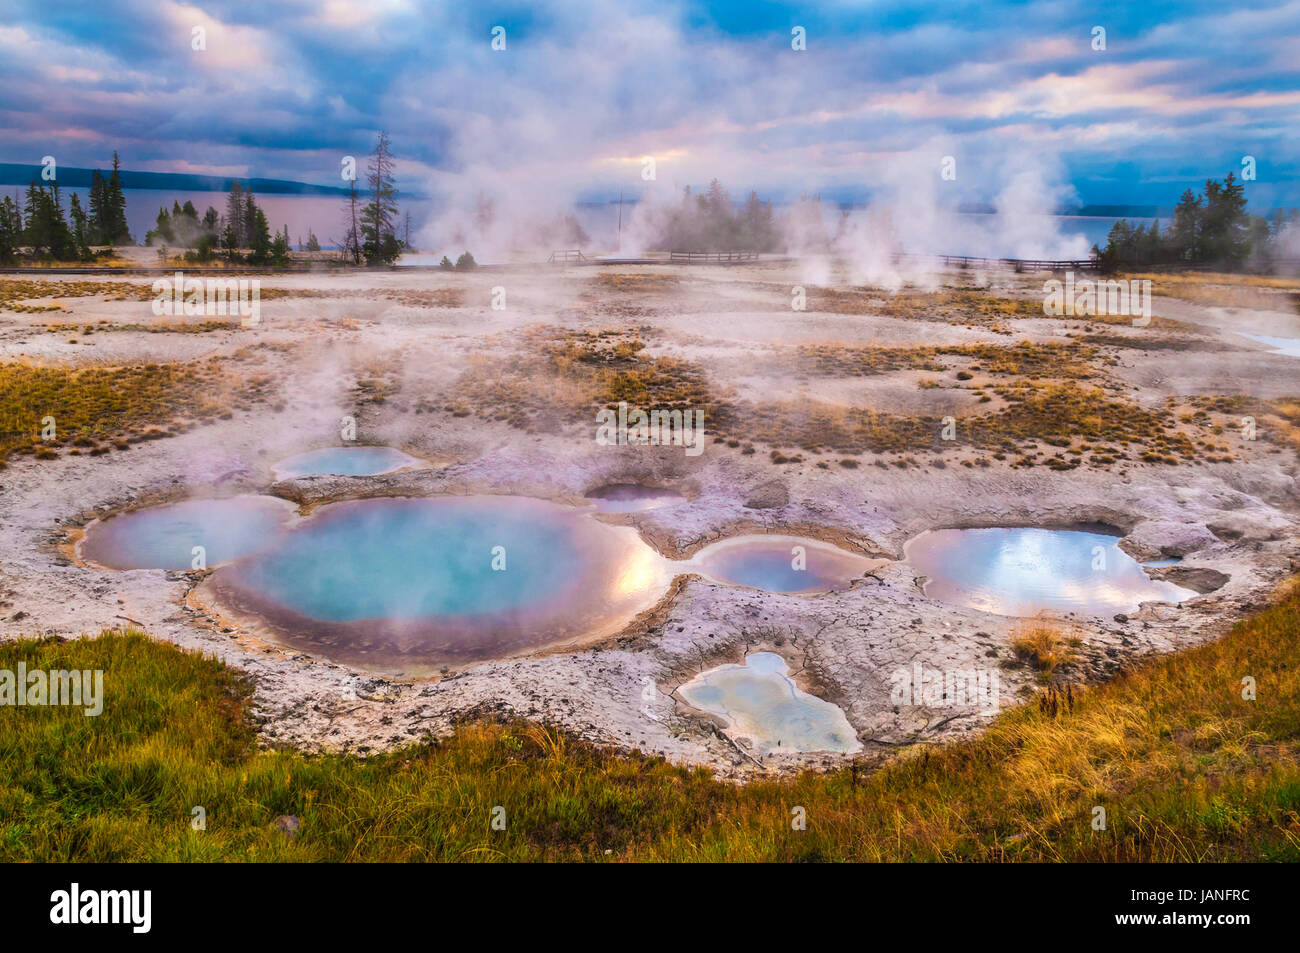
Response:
[206, 495, 669, 672]
[1241, 333, 1300, 358]
[677, 652, 861, 755]
[584, 483, 686, 513]
[272, 446, 423, 480]
[79, 495, 296, 570]
[904, 527, 1197, 617]
[688, 535, 877, 594]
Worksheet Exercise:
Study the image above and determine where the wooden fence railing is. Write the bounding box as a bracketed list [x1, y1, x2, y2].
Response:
[893, 253, 1099, 272]
[668, 251, 761, 263]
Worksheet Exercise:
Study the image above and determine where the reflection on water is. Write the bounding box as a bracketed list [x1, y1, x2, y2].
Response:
[208, 496, 670, 672]
[1241, 333, 1300, 358]
[272, 446, 422, 480]
[689, 535, 875, 593]
[905, 527, 1196, 616]
[584, 483, 685, 513]
[79, 496, 295, 570]
[83, 491, 887, 670]
[678, 652, 861, 755]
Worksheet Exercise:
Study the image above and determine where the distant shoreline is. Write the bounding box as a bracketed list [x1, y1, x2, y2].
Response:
[0, 162, 352, 197]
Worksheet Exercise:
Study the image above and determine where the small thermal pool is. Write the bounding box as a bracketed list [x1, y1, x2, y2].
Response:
[79, 495, 296, 570]
[205, 495, 670, 672]
[1241, 333, 1300, 358]
[272, 446, 422, 480]
[904, 527, 1197, 617]
[689, 535, 876, 594]
[584, 483, 685, 513]
[678, 652, 861, 755]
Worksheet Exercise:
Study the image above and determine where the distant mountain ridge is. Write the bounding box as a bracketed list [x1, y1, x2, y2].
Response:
[0, 163, 351, 196]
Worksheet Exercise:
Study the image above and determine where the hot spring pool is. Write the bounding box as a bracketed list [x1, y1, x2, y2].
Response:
[689, 535, 877, 594]
[678, 652, 861, 755]
[83, 491, 897, 672]
[584, 483, 685, 513]
[904, 527, 1197, 617]
[79, 495, 296, 570]
[272, 446, 422, 480]
[1241, 333, 1300, 358]
[206, 495, 670, 672]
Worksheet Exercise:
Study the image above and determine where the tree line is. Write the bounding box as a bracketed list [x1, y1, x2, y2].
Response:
[149, 130, 414, 267]
[1096, 172, 1298, 270]
[650, 179, 780, 253]
[145, 180, 292, 265]
[0, 152, 133, 262]
[0, 137, 410, 267]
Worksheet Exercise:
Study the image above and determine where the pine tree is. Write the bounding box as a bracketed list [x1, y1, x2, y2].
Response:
[0, 195, 21, 262]
[87, 169, 107, 245]
[51, 182, 72, 257]
[69, 192, 89, 258]
[741, 191, 775, 252]
[21, 181, 76, 259]
[1141, 217, 1163, 264]
[245, 195, 272, 263]
[225, 181, 246, 248]
[222, 221, 239, 260]
[361, 130, 400, 265]
[1170, 189, 1202, 261]
[146, 206, 174, 245]
[1202, 171, 1249, 261]
[340, 179, 362, 264]
[270, 224, 290, 265]
[242, 190, 256, 248]
[105, 152, 132, 245]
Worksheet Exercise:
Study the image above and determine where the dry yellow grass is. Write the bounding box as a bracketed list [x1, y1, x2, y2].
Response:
[445, 328, 1226, 466]
[3, 580, 1299, 861]
[1011, 622, 1077, 678]
[1120, 271, 1300, 312]
[0, 359, 263, 465]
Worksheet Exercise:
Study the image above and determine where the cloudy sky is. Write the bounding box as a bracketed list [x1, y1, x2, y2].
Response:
[2, 0, 1298, 212]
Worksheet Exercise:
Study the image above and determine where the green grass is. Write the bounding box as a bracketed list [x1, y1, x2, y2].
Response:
[3, 582, 1299, 861]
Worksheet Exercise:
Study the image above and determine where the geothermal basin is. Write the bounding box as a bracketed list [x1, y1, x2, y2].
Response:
[678, 652, 862, 755]
[904, 527, 1198, 617]
[272, 446, 424, 480]
[202, 495, 671, 673]
[79, 495, 297, 570]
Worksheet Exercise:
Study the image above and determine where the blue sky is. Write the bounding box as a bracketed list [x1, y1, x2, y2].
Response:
[1, 0, 1298, 211]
